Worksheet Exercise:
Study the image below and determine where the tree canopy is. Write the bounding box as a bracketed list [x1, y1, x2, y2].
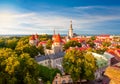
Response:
[62, 49, 97, 83]
[46, 39, 53, 49]
[63, 40, 81, 51]
[15, 37, 39, 58]
[37, 45, 45, 55]
[0, 38, 5, 48]
[0, 48, 39, 84]
[38, 65, 61, 84]
[87, 40, 95, 48]
[5, 38, 18, 50]
[102, 41, 111, 47]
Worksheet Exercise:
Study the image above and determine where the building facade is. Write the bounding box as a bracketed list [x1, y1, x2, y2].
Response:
[35, 52, 64, 70]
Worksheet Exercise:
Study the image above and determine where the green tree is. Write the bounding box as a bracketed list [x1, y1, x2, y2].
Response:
[62, 49, 97, 83]
[90, 36, 96, 41]
[39, 34, 51, 41]
[95, 48, 107, 54]
[46, 39, 53, 49]
[37, 45, 45, 55]
[15, 37, 38, 58]
[38, 64, 61, 83]
[63, 40, 81, 51]
[102, 41, 111, 47]
[16, 53, 39, 84]
[5, 38, 18, 50]
[16, 44, 38, 58]
[0, 38, 5, 48]
[87, 40, 95, 48]
[0, 48, 39, 84]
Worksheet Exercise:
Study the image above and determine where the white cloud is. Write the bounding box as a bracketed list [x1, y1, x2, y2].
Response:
[0, 6, 120, 35]
[0, 12, 72, 34]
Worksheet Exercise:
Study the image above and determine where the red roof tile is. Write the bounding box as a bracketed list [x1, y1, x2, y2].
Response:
[53, 34, 62, 43]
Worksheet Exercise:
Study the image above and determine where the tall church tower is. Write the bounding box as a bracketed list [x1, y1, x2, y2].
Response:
[68, 20, 73, 38]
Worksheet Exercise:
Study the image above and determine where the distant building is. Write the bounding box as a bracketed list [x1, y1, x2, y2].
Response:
[45, 33, 63, 55]
[96, 34, 113, 42]
[52, 33, 63, 53]
[35, 52, 64, 70]
[52, 73, 72, 84]
[29, 34, 39, 46]
[38, 41, 47, 48]
[68, 21, 73, 39]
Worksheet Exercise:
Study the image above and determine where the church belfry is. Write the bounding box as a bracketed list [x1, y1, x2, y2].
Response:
[68, 20, 73, 38]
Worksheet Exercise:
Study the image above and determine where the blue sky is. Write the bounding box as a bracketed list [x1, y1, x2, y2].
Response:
[0, 0, 120, 35]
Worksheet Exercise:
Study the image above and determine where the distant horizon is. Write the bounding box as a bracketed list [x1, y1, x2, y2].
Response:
[0, 33, 119, 37]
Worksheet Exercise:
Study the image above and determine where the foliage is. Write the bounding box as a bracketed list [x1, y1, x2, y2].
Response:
[16, 53, 39, 84]
[87, 40, 95, 48]
[38, 64, 61, 83]
[5, 38, 18, 50]
[46, 39, 53, 49]
[62, 49, 97, 82]
[0, 38, 5, 48]
[90, 36, 96, 41]
[15, 38, 38, 58]
[102, 42, 111, 47]
[63, 40, 81, 51]
[95, 48, 107, 54]
[39, 34, 52, 41]
[37, 45, 45, 55]
[0, 48, 39, 84]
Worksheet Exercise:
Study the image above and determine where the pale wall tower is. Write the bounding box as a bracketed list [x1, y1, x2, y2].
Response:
[68, 21, 73, 38]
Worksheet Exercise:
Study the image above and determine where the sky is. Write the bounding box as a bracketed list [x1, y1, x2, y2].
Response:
[0, 0, 120, 35]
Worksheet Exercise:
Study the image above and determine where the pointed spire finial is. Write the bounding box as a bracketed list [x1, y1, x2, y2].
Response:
[70, 20, 73, 30]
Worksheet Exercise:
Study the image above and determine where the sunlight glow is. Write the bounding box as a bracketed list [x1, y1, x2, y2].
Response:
[0, 13, 15, 28]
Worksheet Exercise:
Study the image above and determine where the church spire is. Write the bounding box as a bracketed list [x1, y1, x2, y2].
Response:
[68, 20, 73, 38]
[70, 20, 73, 30]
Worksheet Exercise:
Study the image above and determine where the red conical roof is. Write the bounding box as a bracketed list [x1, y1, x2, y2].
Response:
[54, 34, 62, 43]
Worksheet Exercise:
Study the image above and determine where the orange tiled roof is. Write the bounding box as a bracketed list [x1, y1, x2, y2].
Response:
[71, 38, 78, 41]
[53, 34, 62, 43]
